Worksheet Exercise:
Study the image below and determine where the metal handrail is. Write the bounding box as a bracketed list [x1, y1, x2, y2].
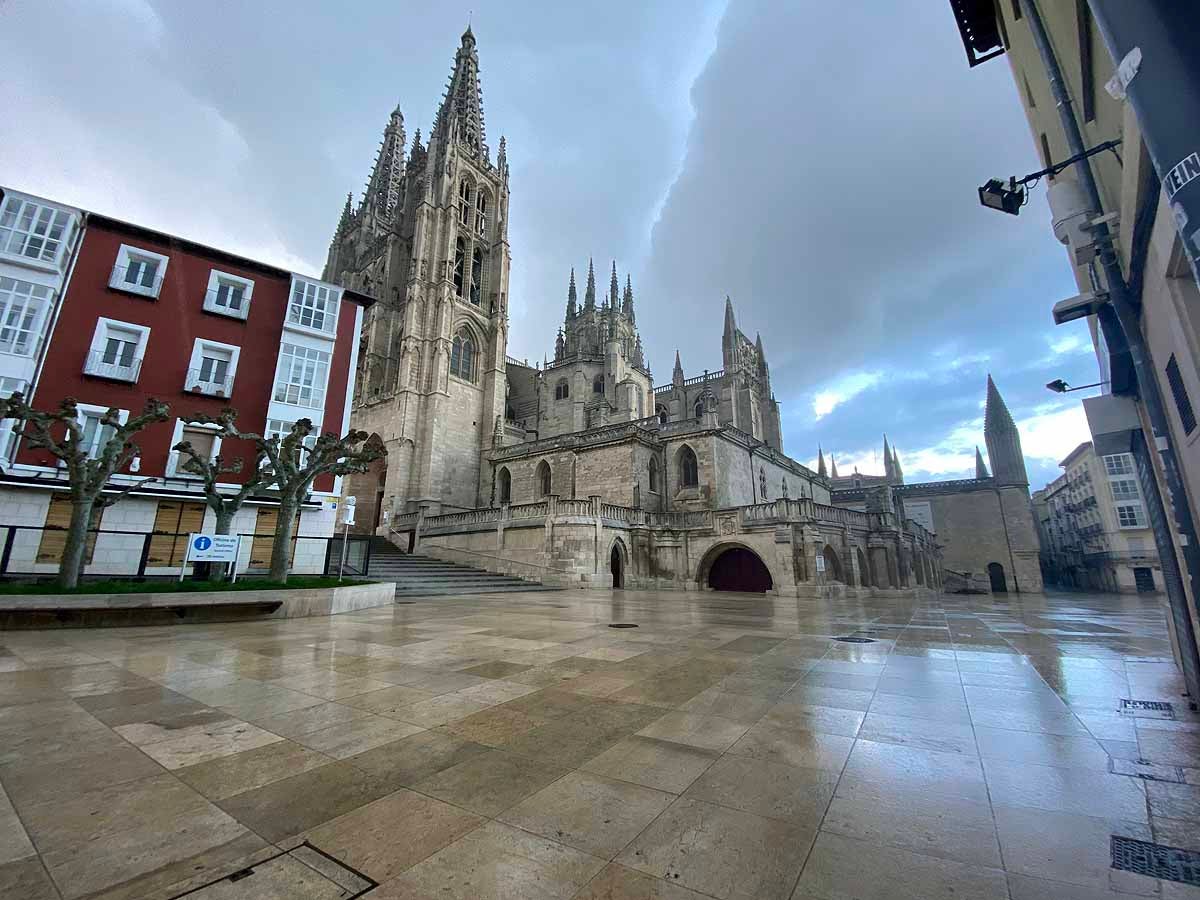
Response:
[109, 264, 163, 295]
[83, 350, 141, 382]
[183, 368, 234, 398]
[420, 541, 557, 573]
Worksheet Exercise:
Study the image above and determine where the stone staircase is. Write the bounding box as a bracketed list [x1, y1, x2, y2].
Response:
[364, 538, 559, 597]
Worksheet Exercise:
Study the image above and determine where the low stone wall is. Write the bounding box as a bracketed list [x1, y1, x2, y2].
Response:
[0, 581, 396, 629]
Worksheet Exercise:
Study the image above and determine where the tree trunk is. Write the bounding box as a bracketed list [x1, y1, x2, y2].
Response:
[214, 508, 236, 535]
[268, 496, 297, 583]
[204, 507, 237, 582]
[58, 496, 94, 590]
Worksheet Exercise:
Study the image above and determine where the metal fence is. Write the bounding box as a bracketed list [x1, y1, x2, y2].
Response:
[0, 525, 374, 580]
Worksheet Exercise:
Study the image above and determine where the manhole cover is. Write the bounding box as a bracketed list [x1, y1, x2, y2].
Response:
[395, 601, 417, 605]
[834, 636, 876, 643]
[169, 843, 376, 898]
[608, 623, 638, 629]
[1111, 836, 1200, 886]
[1120, 699, 1175, 719]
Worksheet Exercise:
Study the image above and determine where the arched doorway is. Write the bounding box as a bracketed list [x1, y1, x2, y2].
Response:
[855, 547, 870, 587]
[497, 467, 511, 505]
[821, 545, 842, 583]
[706, 546, 773, 593]
[346, 435, 387, 534]
[610, 545, 624, 589]
[987, 562, 1007, 593]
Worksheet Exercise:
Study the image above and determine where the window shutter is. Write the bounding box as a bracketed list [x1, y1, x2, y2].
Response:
[1166, 355, 1197, 435]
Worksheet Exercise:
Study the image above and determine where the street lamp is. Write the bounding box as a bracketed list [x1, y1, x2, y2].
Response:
[1045, 379, 1108, 394]
[979, 178, 1025, 215]
[1051, 291, 1108, 324]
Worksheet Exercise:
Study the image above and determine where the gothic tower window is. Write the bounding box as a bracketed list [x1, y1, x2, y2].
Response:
[470, 247, 483, 305]
[536, 460, 552, 497]
[694, 400, 704, 421]
[679, 446, 699, 488]
[555, 379, 569, 401]
[459, 181, 471, 226]
[450, 328, 475, 382]
[657, 405, 669, 425]
[453, 237, 465, 297]
[497, 466, 511, 504]
[475, 192, 488, 233]
[593, 374, 604, 394]
[648, 457, 660, 493]
[759, 468, 768, 499]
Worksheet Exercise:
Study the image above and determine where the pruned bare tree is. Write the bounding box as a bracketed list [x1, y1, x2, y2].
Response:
[2, 394, 170, 588]
[173, 411, 271, 536]
[191, 409, 384, 582]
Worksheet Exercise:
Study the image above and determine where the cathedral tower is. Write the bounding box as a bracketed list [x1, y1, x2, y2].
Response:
[983, 374, 1028, 486]
[325, 27, 511, 515]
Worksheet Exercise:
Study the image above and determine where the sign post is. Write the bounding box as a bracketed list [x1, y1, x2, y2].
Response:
[338, 498, 356, 582]
[184, 534, 243, 584]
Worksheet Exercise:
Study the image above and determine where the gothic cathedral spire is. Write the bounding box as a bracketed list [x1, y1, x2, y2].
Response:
[975, 445, 990, 479]
[434, 26, 487, 159]
[363, 104, 406, 221]
[984, 374, 1028, 486]
[584, 258, 596, 310]
[566, 268, 577, 319]
[818, 447, 827, 478]
[609, 261, 619, 308]
[883, 435, 894, 481]
[622, 274, 635, 321]
[830, 455, 839, 479]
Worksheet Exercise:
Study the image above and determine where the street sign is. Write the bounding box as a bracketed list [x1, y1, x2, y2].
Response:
[815, 554, 826, 574]
[186, 533, 241, 563]
[340, 496, 357, 526]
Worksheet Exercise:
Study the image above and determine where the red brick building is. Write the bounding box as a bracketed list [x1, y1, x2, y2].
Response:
[0, 186, 372, 576]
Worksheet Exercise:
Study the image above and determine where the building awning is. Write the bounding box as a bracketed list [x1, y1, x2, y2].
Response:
[948, 0, 1007, 67]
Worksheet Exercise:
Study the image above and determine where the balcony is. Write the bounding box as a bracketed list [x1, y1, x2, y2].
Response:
[83, 350, 141, 383]
[183, 368, 234, 398]
[108, 264, 163, 299]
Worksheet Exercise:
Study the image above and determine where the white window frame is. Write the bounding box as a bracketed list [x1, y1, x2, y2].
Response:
[84, 318, 151, 383]
[0, 277, 54, 358]
[273, 342, 330, 410]
[202, 269, 254, 320]
[0, 192, 77, 271]
[0, 376, 28, 462]
[184, 338, 240, 397]
[285, 275, 340, 337]
[265, 418, 316, 468]
[73, 403, 129, 461]
[166, 419, 222, 478]
[1110, 478, 1140, 502]
[109, 243, 169, 299]
[1103, 453, 1134, 476]
[1115, 501, 1147, 529]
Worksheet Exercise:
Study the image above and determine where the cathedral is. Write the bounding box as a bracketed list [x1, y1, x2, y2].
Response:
[325, 29, 1039, 596]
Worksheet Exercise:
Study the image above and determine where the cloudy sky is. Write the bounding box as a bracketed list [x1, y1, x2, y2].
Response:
[1, 0, 1102, 489]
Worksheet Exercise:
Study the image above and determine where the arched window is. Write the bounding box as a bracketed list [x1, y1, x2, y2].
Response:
[453, 237, 465, 297]
[459, 181, 471, 226]
[470, 248, 483, 305]
[657, 405, 669, 425]
[475, 192, 488, 232]
[679, 446, 699, 488]
[648, 457, 660, 493]
[450, 329, 475, 382]
[593, 374, 604, 394]
[694, 401, 704, 421]
[759, 468, 768, 499]
[555, 380, 569, 401]
[536, 460, 552, 497]
[497, 466, 511, 504]
[781, 478, 789, 499]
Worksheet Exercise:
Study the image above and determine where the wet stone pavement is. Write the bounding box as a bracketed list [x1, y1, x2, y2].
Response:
[0, 587, 1198, 899]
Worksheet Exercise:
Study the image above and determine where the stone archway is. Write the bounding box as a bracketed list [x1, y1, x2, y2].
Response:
[699, 543, 774, 593]
[821, 545, 843, 583]
[345, 434, 387, 534]
[609, 538, 628, 589]
[988, 562, 1008, 593]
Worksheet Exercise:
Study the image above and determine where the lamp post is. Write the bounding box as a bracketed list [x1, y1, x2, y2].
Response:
[1045, 379, 1108, 394]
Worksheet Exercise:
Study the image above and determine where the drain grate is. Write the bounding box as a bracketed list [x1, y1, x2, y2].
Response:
[1120, 699, 1175, 719]
[1111, 836, 1200, 886]
[608, 623, 638, 629]
[834, 636, 876, 643]
[168, 842, 377, 899]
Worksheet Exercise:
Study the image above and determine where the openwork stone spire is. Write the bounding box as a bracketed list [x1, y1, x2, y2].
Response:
[434, 26, 487, 159]
[984, 374, 1028, 486]
[584, 258, 596, 310]
[609, 261, 619, 308]
[364, 105, 406, 220]
[622, 274, 635, 321]
[566, 268, 577, 319]
[975, 445, 990, 479]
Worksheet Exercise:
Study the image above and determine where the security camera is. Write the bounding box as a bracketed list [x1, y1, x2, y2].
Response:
[1052, 291, 1108, 325]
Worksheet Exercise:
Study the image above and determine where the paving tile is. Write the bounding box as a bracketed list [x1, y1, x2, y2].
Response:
[636, 711, 750, 752]
[571, 862, 713, 899]
[1138, 728, 1200, 767]
[839, 739, 989, 804]
[460, 660, 533, 678]
[441, 704, 543, 745]
[682, 754, 836, 825]
[175, 739, 333, 800]
[617, 797, 813, 900]
[130, 718, 283, 770]
[346, 729, 492, 788]
[371, 820, 605, 900]
[0, 783, 33, 866]
[760, 701, 865, 736]
[1146, 779, 1200, 822]
[500, 771, 674, 859]
[983, 758, 1148, 821]
[795, 831, 1008, 900]
[1, 743, 164, 811]
[249, 700, 374, 738]
[339, 684, 440, 716]
[454, 678, 542, 704]
[973, 725, 1113, 770]
[414, 748, 571, 816]
[583, 735, 720, 793]
[304, 788, 483, 882]
[677, 688, 775, 724]
[1006, 872, 1158, 899]
[216, 761, 394, 842]
[0, 856, 61, 900]
[388, 693, 492, 727]
[293, 715, 424, 759]
[857, 711, 978, 755]
[726, 720, 854, 772]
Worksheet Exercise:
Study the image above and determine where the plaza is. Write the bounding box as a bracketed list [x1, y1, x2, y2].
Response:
[1, 587, 1197, 899]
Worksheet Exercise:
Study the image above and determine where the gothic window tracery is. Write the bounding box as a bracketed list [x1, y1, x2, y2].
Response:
[555, 379, 569, 401]
[449, 328, 475, 382]
[470, 248, 483, 305]
[459, 180, 471, 226]
[497, 466, 511, 504]
[453, 238, 465, 297]
[475, 191, 488, 233]
[679, 446, 699, 488]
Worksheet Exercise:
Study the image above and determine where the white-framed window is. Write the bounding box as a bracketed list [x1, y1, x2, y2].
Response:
[1116, 502, 1147, 528]
[73, 404, 128, 460]
[203, 269, 254, 319]
[184, 338, 240, 397]
[286, 276, 339, 335]
[0, 277, 53, 357]
[84, 318, 150, 383]
[1110, 478, 1140, 502]
[273, 343, 329, 408]
[0, 194, 75, 268]
[265, 418, 317, 467]
[0, 376, 28, 461]
[166, 419, 222, 478]
[109, 244, 169, 298]
[1103, 453, 1134, 476]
